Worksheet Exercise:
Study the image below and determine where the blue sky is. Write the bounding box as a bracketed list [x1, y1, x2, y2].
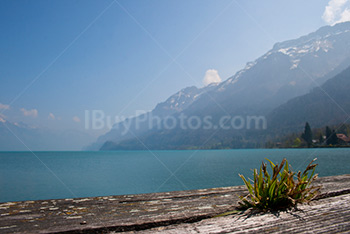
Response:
[0, 0, 347, 145]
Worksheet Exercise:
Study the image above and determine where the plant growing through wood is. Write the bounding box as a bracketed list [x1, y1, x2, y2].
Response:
[238, 158, 320, 211]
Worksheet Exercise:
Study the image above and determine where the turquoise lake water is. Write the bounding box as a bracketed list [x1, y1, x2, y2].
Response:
[0, 149, 350, 202]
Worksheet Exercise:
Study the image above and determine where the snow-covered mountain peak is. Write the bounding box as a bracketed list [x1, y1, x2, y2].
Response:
[271, 39, 334, 69]
[274, 38, 333, 56]
[153, 86, 200, 114]
[220, 22, 350, 88]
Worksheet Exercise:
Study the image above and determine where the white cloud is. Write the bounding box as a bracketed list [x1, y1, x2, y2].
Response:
[48, 113, 55, 120]
[20, 108, 38, 118]
[0, 103, 10, 110]
[203, 69, 222, 86]
[73, 116, 80, 123]
[340, 8, 350, 22]
[323, 0, 350, 25]
[0, 113, 6, 123]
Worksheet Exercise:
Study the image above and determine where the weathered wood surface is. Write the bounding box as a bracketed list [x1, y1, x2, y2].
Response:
[126, 191, 350, 234]
[0, 175, 350, 234]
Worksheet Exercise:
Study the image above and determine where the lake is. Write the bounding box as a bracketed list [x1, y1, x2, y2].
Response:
[1, 148, 349, 203]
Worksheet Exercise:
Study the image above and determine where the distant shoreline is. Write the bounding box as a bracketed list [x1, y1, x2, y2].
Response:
[269, 145, 350, 149]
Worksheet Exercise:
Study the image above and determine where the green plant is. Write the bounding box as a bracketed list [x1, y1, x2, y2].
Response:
[238, 158, 320, 211]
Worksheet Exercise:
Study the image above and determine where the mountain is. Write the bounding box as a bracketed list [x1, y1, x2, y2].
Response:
[153, 86, 201, 116]
[88, 86, 201, 149]
[97, 22, 350, 150]
[268, 64, 350, 134]
[188, 21, 350, 115]
[0, 120, 94, 151]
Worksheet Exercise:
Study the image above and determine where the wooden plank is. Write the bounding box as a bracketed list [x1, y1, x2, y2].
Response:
[132, 193, 350, 233]
[0, 174, 349, 233]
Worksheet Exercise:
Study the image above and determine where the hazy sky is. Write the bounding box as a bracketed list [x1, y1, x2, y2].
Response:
[1, 0, 349, 139]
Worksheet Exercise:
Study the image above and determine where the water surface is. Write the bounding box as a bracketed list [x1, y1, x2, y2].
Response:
[0, 149, 349, 202]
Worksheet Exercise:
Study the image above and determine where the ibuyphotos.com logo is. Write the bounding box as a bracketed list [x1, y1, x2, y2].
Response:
[84, 110, 267, 135]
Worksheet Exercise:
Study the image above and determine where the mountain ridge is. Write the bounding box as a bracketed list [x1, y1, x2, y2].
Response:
[268, 64, 350, 133]
[93, 21, 350, 150]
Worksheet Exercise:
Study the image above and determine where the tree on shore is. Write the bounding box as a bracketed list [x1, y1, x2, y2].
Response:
[293, 137, 302, 148]
[326, 126, 338, 145]
[330, 130, 338, 145]
[318, 133, 324, 145]
[301, 122, 312, 147]
[326, 126, 332, 145]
